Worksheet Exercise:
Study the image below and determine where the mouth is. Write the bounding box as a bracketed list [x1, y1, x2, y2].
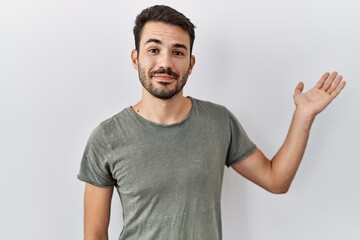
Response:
[152, 74, 177, 83]
[149, 68, 179, 82]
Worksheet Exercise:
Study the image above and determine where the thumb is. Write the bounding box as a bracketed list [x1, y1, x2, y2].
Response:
[294, 82, 304, 96]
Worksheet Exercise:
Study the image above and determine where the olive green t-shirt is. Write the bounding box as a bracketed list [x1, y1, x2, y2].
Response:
[78, 98, 256, 240]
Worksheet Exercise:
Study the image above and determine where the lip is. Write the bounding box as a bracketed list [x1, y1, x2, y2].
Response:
[152, 75, 176, 82]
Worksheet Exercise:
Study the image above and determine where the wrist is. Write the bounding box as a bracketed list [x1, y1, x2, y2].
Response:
[294, 106, 316, 124]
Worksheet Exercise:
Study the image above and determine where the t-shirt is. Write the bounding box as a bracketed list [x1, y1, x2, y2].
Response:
[78, 97, 256, 240]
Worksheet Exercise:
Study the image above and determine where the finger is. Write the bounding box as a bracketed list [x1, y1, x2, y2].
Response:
[294, 82, 304, 96]
[330, 80, 346, 99]
[321, 71, 338, 91]
[327, 74, 343, 93]
[315, 72, 330, 89]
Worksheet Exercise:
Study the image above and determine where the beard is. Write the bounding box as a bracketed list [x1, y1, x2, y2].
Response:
[138, 65, 190, 100]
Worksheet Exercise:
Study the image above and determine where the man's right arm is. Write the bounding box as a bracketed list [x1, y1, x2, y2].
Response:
[84, 183, 114, 240]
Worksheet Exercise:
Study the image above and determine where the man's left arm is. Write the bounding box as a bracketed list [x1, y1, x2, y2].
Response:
[231, 72, 346, 194]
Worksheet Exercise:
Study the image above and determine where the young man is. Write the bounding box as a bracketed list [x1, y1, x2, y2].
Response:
[77, 5, 346, 240]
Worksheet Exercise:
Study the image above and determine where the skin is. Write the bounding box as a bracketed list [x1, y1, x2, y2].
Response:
[83, 21, 346, 239]
[84, 183, 113, 240]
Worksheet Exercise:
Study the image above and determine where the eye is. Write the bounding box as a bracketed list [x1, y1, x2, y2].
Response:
[148, 48, 159, 54]
[173, 51, 184, 56]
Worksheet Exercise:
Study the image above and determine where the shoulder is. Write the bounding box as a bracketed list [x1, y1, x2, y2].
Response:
[88, 108, 131, 147]
[191, 97, 247, 129]
[97, 108, 132, 133]
[191, 97, 229, 116]
[191, 98, 233, 123]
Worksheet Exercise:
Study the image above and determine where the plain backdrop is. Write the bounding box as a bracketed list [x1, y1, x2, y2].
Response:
[0, 0, 359, 239]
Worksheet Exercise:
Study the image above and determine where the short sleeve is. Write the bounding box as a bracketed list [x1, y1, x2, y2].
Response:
[225, 109, 256, 167]
[77, 124, 116, 187]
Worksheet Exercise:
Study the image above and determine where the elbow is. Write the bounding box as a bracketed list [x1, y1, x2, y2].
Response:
[269, 186, 289, 194]
[266, 181, 291, 194]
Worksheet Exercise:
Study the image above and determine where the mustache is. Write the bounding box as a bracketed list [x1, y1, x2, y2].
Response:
[149, 68, 179, 79]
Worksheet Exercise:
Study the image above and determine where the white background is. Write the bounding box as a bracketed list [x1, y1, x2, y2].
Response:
[1, 0, 359, 239]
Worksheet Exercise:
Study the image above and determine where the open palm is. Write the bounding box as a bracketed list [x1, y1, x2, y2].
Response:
[293, 72, 346, 118]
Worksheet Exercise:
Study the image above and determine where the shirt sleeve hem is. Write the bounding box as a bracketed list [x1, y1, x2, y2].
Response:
[225, 144, 257, 168]
[77, 175, 115, 188]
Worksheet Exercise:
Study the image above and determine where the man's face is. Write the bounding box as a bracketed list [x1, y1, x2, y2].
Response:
[131, 21, 195, 99]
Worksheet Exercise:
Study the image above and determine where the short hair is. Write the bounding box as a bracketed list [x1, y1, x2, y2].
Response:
[133, 5, 196, 54]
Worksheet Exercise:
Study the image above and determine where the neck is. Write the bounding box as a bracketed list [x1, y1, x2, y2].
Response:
[132, 90, 192, 125]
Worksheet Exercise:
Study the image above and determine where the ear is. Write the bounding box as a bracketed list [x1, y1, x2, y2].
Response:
[131, 49, 138, 70]
[187, 55, 196, 75]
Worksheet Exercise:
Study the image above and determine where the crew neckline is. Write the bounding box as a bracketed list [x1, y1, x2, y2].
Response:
[128, 97, 195, 128]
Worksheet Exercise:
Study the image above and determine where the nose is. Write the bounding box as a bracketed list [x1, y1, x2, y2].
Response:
[157, 51, 174, 70]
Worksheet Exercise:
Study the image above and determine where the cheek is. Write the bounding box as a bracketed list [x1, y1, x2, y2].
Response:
[180, 62, 192, 74]
[172, 59, 189, 70]
[139, 58, 156, 71]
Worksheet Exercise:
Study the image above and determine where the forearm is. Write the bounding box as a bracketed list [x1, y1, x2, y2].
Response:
[270, 108, 315, 192]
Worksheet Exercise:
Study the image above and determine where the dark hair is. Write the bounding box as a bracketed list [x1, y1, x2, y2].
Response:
[133, 5, 195, 54]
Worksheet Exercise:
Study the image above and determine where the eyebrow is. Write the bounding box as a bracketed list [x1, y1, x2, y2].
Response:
[145, 38, 188, 51]
[145, 38, 162, 45]
[173, 43, 188, 51]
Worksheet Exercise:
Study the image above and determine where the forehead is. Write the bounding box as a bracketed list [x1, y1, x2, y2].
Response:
[140, 21, 190, 47]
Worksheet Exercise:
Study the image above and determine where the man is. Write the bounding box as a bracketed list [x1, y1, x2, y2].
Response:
[77, 5, 346, 240]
